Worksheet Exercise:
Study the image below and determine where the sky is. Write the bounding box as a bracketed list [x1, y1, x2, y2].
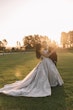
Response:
[0, 0, 73, 47]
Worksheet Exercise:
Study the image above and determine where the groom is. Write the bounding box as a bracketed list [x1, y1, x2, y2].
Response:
[49, 46, 57, 66]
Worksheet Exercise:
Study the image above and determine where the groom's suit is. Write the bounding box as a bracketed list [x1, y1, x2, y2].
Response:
[49, 47, 57, 66]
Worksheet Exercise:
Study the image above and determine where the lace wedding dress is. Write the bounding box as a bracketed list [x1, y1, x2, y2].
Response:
[0, 50, 64, 97]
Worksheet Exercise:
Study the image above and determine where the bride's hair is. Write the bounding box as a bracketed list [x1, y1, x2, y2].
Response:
[35, 43, 41, 59]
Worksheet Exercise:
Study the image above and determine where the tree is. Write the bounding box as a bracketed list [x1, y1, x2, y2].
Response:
[34, 34, 41, 44]
[2, 39, 8, 47]
[61, 32, 68, 48]
[68, 31, 73, 47]
[0, 41, 3, 47]
[23, 34, 51, 50]
[16, 41, 21, 49]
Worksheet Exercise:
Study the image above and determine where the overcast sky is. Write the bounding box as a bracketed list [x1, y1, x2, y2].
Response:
[0, 0, 73, 46]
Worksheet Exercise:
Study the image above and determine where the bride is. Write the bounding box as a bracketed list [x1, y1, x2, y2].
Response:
[0, 42, 64, 97]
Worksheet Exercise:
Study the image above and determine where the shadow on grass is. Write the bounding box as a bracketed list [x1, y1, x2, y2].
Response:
[0, 86, 66, 110]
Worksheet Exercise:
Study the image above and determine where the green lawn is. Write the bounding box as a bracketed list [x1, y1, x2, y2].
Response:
[0, 51, 73, 110]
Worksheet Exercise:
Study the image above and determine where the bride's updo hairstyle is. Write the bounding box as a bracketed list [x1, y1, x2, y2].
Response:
[35, 43, 41, 59]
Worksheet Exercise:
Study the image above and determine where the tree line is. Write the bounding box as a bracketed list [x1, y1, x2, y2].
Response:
[23, 34, 51, 50]
[0, 35, 56, 52]
[0, 30, 73, 52]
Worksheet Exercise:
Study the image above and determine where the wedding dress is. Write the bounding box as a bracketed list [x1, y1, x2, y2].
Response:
[0, 50, 64, 97]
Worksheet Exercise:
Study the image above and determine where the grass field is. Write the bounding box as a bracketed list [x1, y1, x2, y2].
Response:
[0, 50, 73, 110]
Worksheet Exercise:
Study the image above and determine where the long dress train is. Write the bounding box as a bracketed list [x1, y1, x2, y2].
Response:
[0, 53, 64, 97]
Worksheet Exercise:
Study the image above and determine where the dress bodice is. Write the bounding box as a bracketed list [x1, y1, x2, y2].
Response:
[43, 49, 49, 54]
[41, 49, 49, 59]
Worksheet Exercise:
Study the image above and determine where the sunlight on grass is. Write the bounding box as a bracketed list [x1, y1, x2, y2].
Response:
[15, 70, 21, 78]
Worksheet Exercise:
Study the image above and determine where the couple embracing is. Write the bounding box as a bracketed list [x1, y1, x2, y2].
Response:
[0, 41, 64, 97]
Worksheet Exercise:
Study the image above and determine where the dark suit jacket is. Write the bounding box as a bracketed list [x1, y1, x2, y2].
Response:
[49, 47, 57, 65]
